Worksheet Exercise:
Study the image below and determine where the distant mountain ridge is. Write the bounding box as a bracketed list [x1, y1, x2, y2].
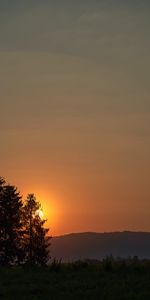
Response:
[51, 231, 150, 262]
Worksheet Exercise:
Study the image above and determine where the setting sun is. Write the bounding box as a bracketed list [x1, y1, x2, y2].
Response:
[36, 209, 44, 219]
[29, 189, 61, 235]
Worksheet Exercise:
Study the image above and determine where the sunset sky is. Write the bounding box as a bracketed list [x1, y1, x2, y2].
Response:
[0, 0, 150, 236]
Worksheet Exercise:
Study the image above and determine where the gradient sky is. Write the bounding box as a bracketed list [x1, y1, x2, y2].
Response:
[0, 0, 150, 235]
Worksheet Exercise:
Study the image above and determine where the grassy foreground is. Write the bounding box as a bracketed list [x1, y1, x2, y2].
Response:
[0, 259, 150, 300]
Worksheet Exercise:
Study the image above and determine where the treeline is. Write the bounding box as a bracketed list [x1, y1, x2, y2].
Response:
[0, 177, 50, 267]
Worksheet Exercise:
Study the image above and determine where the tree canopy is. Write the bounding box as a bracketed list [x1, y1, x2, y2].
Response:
[0, 177, 50, 266]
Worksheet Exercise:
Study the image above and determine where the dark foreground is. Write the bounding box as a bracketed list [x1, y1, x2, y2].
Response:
[0, 259, 150, 300]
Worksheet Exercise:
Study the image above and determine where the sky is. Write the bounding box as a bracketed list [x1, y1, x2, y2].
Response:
[0, 0, 150, 235]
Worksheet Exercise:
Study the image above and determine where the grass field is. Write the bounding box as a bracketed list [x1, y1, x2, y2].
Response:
[0, 258, 150, 300]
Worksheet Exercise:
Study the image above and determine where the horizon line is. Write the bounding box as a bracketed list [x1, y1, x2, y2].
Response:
[52, 230, 150, 238]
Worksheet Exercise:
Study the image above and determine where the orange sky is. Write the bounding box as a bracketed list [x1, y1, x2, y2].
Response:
[0, 1, 150, 236]
[2, 163, 150, 236]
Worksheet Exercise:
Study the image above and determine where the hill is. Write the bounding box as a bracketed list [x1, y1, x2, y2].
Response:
[51, 231, 150, 262]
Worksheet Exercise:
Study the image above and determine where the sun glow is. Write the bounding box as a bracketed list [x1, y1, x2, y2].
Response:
[36, 209, 44, 219]
[23, 187, 61, 234]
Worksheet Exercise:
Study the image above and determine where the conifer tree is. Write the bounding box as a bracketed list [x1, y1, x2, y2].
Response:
[23, 194, 50, 266]
[0, 181, 23, 266]
[0, 177, 5, 190]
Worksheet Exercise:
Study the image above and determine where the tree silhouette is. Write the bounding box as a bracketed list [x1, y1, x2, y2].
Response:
[0, 177, 5, 190]
[0, 182, 23, 266]
[22, 194, 50, 266]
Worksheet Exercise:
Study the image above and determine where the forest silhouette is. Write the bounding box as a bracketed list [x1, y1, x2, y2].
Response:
[0, 177, 50, 266]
